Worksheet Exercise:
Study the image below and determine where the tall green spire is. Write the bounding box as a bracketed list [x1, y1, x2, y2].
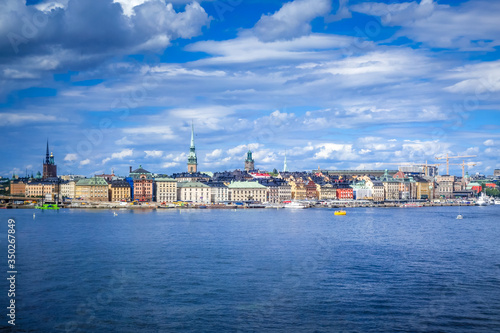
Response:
[187, 121, 198, 173]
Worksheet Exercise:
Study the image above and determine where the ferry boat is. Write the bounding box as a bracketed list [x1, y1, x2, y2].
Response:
[35, 204, 60, 210]
[476, 193, 489, 206]
[284, 202, 308, 209]
[400, 202, 423, 208]
[334, 210, 346, 216]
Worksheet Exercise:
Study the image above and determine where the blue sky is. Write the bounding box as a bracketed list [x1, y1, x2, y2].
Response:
[1, 0, 499, 177]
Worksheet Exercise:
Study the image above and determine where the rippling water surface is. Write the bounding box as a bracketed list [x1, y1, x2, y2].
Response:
[1, 206, 500, 332]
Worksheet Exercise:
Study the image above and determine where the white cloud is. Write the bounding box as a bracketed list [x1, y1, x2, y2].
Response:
[64, 154, 78, 162]
[0, 113, 60, 126]
[484, 139, 495, 146]
[205, 149, 223, 160]
[253, 0, 331, 42]
[80, 159, 91, 166]
[314, 143, 358, 160]
[145, 150, 163, 158]
[102, 149, 134, 164]
[162, 162, 179, 168]
[351, 0, 500, 51]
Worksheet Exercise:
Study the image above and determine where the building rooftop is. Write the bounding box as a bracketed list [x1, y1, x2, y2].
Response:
[177, 182, 210, 188]
[76, 177, 109, 186]
[227, 181, 267, 189]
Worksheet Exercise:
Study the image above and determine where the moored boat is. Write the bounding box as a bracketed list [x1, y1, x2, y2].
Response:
[334, 210, 346, 216]
[284, 202, 308, 209]
[476, 193, 489, 206]
[35, 204, 60, 210]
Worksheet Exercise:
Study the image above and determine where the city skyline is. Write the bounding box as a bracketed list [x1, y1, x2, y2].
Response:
[1, 0, 499, 177]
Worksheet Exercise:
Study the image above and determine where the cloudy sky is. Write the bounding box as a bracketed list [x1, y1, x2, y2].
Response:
[1, 0, 499, 177]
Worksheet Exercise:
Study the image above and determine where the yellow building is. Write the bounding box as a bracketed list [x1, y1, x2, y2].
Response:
[25, 181, 59, 198]
[289, 180, 306, 200]
[75, 177, 109, 202]
[109, 180, 131, 202]
[316, 183, 337, 200]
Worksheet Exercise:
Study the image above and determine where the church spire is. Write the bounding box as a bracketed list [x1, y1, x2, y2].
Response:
[45, 139, 50, 164]
[190, 121, 195, 149]
[187, 121, 198, 173]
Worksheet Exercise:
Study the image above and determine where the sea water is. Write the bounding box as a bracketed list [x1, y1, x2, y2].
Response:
[1, 206, 499, 332]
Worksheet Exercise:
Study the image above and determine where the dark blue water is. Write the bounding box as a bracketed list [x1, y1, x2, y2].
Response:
[1, 206, 500, 332]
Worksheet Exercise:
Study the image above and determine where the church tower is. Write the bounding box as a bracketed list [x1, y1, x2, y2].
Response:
[187, 122, 198, 173]
[245, 150, 255, 172]
[42, 140, 57, 179]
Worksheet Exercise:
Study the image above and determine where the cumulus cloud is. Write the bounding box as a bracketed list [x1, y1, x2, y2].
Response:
[145, 150, 163, 158]
[253, 0, 331, 42]
[80, 159, 91, 166]
[351, 0, 500, 51]
[102, 148, 134, 164]
[64, 153, 78, 162]
[0, 0, 211, 99]
[484, 139, 495, 146]
[314, 143, 358, 160]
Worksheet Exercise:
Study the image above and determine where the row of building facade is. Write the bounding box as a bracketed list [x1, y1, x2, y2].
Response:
[9, 165, 496, 203]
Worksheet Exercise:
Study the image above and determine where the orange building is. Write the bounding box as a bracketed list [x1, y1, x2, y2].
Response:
[130, 166, 153, 202]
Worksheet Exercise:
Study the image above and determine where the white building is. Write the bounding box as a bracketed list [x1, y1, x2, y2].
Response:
[227, 181, 267, 203]
[155, 178, 177, 203]
[177, 182, 211, 204]
[207, 182, 229, 203]
[60, 180, 76, 199]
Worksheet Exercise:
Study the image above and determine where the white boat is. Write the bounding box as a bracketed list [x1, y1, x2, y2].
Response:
[456, 214, 463, 220]
[284, 201, 308, 209]
[476, 193, 489, 206]
[495, 200, 500, 205]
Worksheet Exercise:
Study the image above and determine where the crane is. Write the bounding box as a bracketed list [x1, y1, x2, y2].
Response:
[449, 161, 477, 178]
[435, 154, 477, 175]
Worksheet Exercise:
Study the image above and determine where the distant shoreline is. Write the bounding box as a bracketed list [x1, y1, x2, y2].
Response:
[1, 202, 484, 210]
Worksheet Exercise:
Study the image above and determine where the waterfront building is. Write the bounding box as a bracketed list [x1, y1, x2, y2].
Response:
[10, 180, 26, 196]
[206, 181, 229, 203]
[466, 182, 482, 195]
[305, 180, 318, 199]
[435, 175, 456, 199]
[130, 166, 153, 202]
[60, 180, 76, 199]
[289, 180, 307, 200]
[336, 185, 354, 200]
[350, 182, 372, 200]
[75, 177, 109, 202]
[155, 178, 177, 203]
[227, 181, 267, 202]
[316, 183, 337, 200]
[109, 179, 131, 202]
[187, 123, 198, 173]
[413, 176, 431, 200]
[42, 140, 57, 179]
[277, 180, 292, 203]
[383, 180, 399, 201]
[25, 180, 59, 198]
[370, 180, 385, 202]
[177, 182, 210, 204]
[245, 150, 255, 172]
